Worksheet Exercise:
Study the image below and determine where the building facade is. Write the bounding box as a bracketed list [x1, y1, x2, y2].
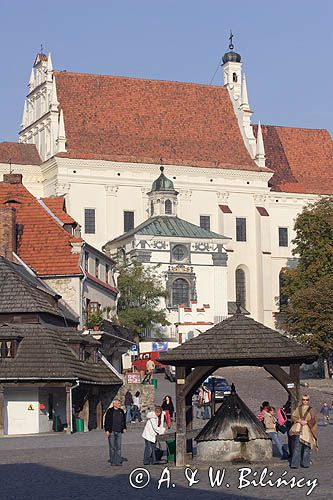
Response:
[0, 42, 332, 329]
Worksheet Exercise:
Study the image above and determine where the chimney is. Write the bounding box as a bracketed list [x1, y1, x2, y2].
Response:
[3, 174, 23, 185]
[0, 206, 17, 260]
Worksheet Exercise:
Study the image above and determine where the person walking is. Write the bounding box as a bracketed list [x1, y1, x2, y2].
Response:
[142, 358, 155, 385]
[124, 390, 133, 424]
[320, 402, 330, 425]
[142, 406, 165, 465]
[199, 385, 211, 420]
[104, 399, 127, 466]
[264, 406, 288, 459]
[290, 394, 318, 469]
[132, 391, 143, 422]
[161, 395, 174, 429]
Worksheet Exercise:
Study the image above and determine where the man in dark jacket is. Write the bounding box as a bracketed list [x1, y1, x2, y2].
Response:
[104, 399, 127, 465]
[124, 390, 133, 423]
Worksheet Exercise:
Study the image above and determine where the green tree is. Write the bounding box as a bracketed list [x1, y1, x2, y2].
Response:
[116, 260, 169, 335]
[280, 197, 333, 357]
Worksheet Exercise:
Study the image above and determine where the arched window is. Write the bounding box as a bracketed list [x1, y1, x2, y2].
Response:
[233, 72, 238, 83]
[165, 199, 172, 215]
[150, 200, 154, 216]
[172, 278, 190, 307]
[235, 268, 246, 308]
[279, 271, 288, 309]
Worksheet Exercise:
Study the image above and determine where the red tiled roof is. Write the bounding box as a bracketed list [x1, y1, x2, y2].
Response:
[0, 182, 83, 276]
[0, 142, 41, 166]
[256, 126, 333, 195]
[41, 196, 76, 225]
[54, 71, 261, 171]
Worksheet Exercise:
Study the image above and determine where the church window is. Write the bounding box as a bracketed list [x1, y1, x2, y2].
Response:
[172, 245, 187, 262]
[84, 208, 96, 234]
[0, 340, 16, 358]
[124, 211, 134, 232]
[150, 200, 154, 216]
[105, 264, 109, 284]
[235, 268, 246, 308]
[172, 278, 190, 307]
[95, 258, 99, 279]
[233, 72, 238, 83]
[165, 199, 172, 214]
[84, 251, 89, 272]
[279, 227, 288, 247]
[200, 215, 211, 231]
[236, 217, 247, 242]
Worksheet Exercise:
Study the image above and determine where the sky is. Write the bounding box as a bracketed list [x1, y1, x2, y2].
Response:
[0, 0, 332, 142]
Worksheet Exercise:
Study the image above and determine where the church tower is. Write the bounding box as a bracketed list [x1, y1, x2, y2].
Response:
[221, 34, 265, 168]
[147, 167, 179, 217]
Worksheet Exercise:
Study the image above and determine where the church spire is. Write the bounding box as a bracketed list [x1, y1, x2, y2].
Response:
[241, 73, 250, 110]
[57, 109, 66, 153]
[47, 53, 53, 82]
[50, 76, 58, 111]
[255, 122, 266, 168]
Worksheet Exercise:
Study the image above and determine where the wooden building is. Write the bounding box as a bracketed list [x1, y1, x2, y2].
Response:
[0, 256, 122, 436]
[159, 309, 317, 466]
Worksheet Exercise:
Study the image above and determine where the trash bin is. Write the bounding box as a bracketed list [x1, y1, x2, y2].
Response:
[76, 418, 84, 433]
[166, 440, 176, 463]
[53, 415, 60, 432]
[151, 378, 158, 389]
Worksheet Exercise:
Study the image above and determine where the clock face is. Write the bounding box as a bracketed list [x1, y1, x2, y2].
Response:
[172, 245, 187, 261]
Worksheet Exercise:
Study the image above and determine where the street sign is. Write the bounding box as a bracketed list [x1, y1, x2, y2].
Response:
[287, 383, 295, 389]
[130, 344, 138, 354]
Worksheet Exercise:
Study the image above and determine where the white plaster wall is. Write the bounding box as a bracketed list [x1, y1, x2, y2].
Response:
[42, 277, 81, 317]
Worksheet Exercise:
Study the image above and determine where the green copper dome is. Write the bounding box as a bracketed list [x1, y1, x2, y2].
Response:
[151, 166, 175, 192]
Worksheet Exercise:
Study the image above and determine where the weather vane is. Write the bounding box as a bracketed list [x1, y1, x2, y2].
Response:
[229, 30, 234, 50]
[40, 43, 44, 54]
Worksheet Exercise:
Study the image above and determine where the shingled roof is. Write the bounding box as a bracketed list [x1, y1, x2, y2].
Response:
[256, 125, 333, 195]
[159, 313, 316, 366]
[0, 257, 78, 323]
[0, 142, 41, 166]
[0, 177, 83, 276]
[0, 323, 121, 385]
[54, 71, 261, 172]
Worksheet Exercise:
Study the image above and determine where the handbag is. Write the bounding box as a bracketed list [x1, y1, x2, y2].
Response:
[276, 423, 287, 434]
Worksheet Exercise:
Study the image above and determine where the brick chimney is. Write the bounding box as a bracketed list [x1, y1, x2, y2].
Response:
[0, 206, 16, 260]
[3, 173, 23, 184]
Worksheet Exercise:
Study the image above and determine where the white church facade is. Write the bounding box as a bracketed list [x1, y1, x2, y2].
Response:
[1, 40, 332, 331]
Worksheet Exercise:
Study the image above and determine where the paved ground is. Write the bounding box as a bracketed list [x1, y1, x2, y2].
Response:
[1, 368, 332, 500]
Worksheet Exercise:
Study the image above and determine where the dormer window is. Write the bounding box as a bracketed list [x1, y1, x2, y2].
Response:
[0, 340, 16, 358]
[79, 344, 85, 361]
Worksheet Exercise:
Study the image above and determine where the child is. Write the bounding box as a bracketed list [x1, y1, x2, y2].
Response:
[264, 406, 288, 459]
[320, 402, 330, 425]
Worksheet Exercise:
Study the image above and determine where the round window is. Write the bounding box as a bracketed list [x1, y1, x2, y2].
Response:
[172, 245, 187, 261]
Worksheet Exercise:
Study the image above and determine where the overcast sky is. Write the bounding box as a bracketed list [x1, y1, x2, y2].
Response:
[0, 0, 332, 142]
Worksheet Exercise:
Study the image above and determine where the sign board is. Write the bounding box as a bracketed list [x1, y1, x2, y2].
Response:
[127, 373, 141, 384]
[27, 404, 34, 411]
[152, 342, 168, 352]
[130, 344, 138, 354]
[287, 383, 295, 389]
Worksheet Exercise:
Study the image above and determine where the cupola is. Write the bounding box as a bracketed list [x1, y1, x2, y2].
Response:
[147, 166, 178, 217]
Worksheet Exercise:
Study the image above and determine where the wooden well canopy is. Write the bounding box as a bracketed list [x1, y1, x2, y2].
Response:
[158, 312, 317, 466]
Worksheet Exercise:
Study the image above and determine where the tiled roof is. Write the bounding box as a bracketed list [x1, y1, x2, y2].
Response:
[106, 215, 229, 245]
[0, 323, 121, 385]
[0, 257, 78, 323]
[257, 126, 333, 195]
[0, 142, 41, 165]
[159, 313, 316, 365]
[0, 181, 83, 276]
[41, 196, 76, 225]
[54, 71, 261, 171]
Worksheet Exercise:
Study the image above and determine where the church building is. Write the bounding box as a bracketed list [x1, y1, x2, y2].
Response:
[1, 38, 332, 331]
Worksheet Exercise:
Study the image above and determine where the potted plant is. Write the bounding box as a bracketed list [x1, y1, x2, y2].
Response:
[86, 310, 103, 331]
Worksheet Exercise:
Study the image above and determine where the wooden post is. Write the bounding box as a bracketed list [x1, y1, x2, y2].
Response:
[65, 384, 71, 434]
[0, 384, 4, 437]
[290, 364, 300, 412]
[175, 366, 186, 467]
[185, 367, 193, 457]
[96, 400, 103, 430]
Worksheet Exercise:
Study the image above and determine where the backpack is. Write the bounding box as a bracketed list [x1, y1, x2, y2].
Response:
[277, 407, 287, 426]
